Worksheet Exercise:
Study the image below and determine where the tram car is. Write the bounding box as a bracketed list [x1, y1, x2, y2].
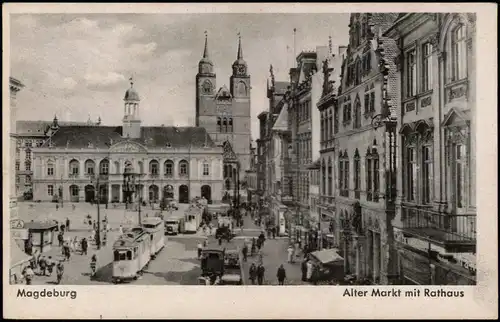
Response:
[141, 217, 165, 258]
[112, 227, 152, 283]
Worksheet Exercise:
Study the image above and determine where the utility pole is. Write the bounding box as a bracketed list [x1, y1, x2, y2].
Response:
[138, 173, 142, 225]
[94, 175, 101, 250]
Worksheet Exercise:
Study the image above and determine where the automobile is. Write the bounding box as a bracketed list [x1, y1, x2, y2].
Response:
[224, 248, 241, 268]
[200, 246, 225, 278]
[219, 274, 242, 285]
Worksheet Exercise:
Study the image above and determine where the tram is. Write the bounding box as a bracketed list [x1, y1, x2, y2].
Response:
[141, 217, 165, 258]
[184, 205, 203, 234]
[112, 227, 152, 283]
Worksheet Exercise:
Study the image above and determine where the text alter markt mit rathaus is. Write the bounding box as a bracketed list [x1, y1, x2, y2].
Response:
[343, 288, 465, 298]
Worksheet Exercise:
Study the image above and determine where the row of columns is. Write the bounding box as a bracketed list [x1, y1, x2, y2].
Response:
[348, 230, 382, 283]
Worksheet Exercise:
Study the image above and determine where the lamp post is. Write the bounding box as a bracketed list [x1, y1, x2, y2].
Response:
[90, 174, 101, 250]
[123, 161, 141, 225]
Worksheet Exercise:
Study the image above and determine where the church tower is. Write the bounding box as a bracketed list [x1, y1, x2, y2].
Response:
[228, 35, 252, 173]
[122, 78, 141, 139]
[195, 32, 216, 128]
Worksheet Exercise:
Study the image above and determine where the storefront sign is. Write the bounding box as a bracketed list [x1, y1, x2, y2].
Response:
[11, 229, 29, 240]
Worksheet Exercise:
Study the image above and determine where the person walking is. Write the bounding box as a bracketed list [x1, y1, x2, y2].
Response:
[277, 264, 287, 285]
[249, 263, 257, 285]
[57, 231, 64, 247]
[46, 256, 55, 276]
[306, 260, 313, 283]
[301, 258, 308, 282]
[251, 238, 256, 256]
[257, 264, 265, 285]
[242, 244, 248, 262]
[56, 261, 64, 284]
[197, 242, 203, 259]
[287, 244, 294, 263]
[66, 218, 70, 232]
[23, 266, 34, 285]
[63, 242, 71, 261]
[81, 238, 88, 255]
[118, 225, 124, 235]
[38, 256, 47, 276]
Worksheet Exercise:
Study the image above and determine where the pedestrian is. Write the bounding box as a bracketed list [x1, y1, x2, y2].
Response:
[249, 263, 257, 285]
[306, 260, 313, 282]
[63, 243, 71, 261]
[197, 242, 203, 259]
[56, 261, 64, 284]
[72, 204, 76, 211]
[203, 240, 208, 248]
[38, 256, 47, 276]
[66, 217, 70, 232]
[218, 237, 222, 246]
[242, 244, 248, 262]
[287, 244, 294, 263]
[301, 258, 308, 282]
[23, 266, 34, 285]
[118, 224, 124, 235]
[257, 264, 265, 285]
[93, 220, 97, 231]
[257, 249, 264, 266]
[57, 232, 64, 247]
[31, 249, 40, 272]
[56, 203, 59, 211]
[272, 227, 276, 239]
[90, 254, 97, 277]
[81, 238, 88, 255]
[46, 256, 55, 276]
[277, 264, 287, 285]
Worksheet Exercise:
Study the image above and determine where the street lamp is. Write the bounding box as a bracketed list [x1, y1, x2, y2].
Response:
[89, 174, 102, 250]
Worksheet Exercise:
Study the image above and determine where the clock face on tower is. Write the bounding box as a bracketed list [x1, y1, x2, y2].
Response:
[237, 65, 246, 75]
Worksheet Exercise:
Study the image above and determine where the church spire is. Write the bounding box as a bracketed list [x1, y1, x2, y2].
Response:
[203, 30, 209, 59]
[237, 32, 243, 60]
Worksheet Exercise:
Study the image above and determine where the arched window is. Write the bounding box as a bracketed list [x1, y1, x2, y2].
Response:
[321, 159, 326, 195]
[164, 160, 174, 177]
[217, 117, 222, 132]
[99, 159, 109, 175]
[84, 159, 95, 176]
[179, 160, 189, 177]
[222, 118, 228, 133]
[69, 159, 79, 176]
[327, 157, 333, 196]
[339, 151, 349, 197]
[451, 24, 467, 81]
[354, 149, 361, 199]
[366, 141, 380, 202]
[228, 118, 233, 132]
[354, 98, 362, 129]
[237, 81, 247, 96]
[149, 160, 159, 175]
[202, 80, 212, 95]
[138, 161, 144, 174]
[328, 110, 333, 139]
[114, 161, 120, 174]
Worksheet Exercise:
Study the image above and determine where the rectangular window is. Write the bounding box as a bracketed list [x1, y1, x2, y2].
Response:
[25, 140, 33, 148]
[406, 147, 416, 201]
[16, 148, 20, 159]
[422, 145, 433, 204]
[373, 157, 379, 202]
[203, 163, 210, 176]
[354, 158, 360, 199]
[47, 165, 54, 176]
[48, 185, 54, 196]
[422, 42, 433, 92]
[16, 161, 20, 171]
[406, 49, 417, 97]
[454, 143, 466, 208]
[25, 162, 31, 171]
[86, 165, 94, 175]
[26, 150, 32, 161]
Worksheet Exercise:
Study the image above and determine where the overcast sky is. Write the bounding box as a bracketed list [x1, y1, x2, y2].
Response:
[10, 13, 349, 139]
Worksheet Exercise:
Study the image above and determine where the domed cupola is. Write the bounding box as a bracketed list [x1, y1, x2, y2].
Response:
[198, 31, 214, 75]
[124, 78, 140, 102]
[232, 34, 248, 76]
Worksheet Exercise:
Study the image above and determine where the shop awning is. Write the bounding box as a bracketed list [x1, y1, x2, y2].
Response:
[10, 240, 32, 268]
[310, 248, 343, 265]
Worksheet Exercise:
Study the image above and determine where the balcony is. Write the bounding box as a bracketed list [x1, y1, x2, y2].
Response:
[401, 205, 476, 253]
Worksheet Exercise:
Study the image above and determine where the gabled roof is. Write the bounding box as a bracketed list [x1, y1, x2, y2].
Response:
[215, 85, 232, 100]
[272, 102, 288, 132]
[42, 125, 217, 149]
[16, 120, 91, 137]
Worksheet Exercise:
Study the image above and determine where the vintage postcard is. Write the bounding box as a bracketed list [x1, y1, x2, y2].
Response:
[3, 3, 497, 319]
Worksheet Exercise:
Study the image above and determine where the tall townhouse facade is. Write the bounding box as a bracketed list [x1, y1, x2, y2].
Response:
[385, 13, 476, 285]
[287, 47, 328, 236]
[256, 112, 269, 200]
[9, 77, 24, 220]
[244, 143, 259, 205]
[317, 45, 347, 249]
[333, 13, 400, 284]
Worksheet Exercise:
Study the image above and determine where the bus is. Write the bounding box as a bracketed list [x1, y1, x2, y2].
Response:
[141, 217, 165, 258]
[165, 213, 185, 235]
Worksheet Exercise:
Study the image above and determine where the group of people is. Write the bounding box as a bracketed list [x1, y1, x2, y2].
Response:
[22, 253, 65, 285]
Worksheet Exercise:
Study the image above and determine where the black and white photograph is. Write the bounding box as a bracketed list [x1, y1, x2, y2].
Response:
[4, 3, 497, 320]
